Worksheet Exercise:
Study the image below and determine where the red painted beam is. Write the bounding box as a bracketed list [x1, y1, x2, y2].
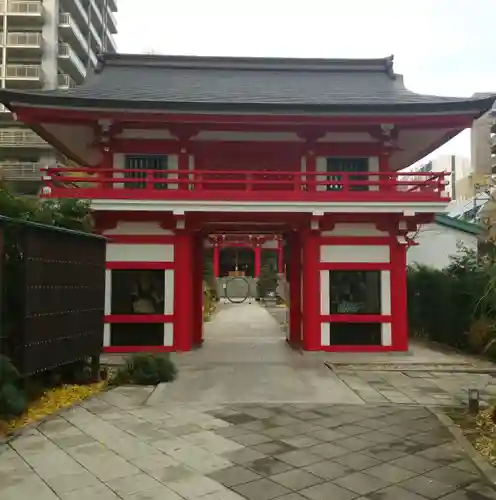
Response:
[13, 105, 477, 127]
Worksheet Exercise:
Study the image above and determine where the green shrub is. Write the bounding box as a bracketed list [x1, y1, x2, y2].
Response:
[257, 265, 278, 299]
[408, 247, 496, 354]
[0, 355, 27, 417]
[111, 353, 177, 386]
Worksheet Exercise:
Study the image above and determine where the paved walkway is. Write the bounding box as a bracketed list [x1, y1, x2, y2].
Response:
[158, 302, 496, 407]
[2, 302, 496, 499]
[2, 391, 496, 499]
[160, 302, 363, 405]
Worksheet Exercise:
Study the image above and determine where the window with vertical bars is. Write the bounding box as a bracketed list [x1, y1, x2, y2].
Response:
[124, 155, 169, 189]
[326, 157, 369, 191]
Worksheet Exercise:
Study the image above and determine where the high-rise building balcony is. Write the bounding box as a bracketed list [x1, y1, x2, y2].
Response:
[61, 0, 105, 56]
[0, 1, 44, 25]
[3, 31, 42, 56]
[59, 12, 98, 68]
[0, 128, 48, 148]
[58, 42, 86, 80]
[57, 73, 76, 89]
[3, 64, 43, 88]
[0, 161, 42, 179]
[106, 7, 117, 36]
[89, 0, 117, 44]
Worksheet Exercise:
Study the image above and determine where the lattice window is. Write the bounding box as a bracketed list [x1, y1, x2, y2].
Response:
[124, 155, 169, 189]
[326, 157, 369, 191]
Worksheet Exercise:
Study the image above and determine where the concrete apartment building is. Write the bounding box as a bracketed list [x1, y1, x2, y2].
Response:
[470, 94, 496, 178]
[401, 154, 472, 200]
[0, 0, 117, 192]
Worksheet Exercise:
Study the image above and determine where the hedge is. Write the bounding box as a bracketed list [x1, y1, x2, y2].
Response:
[407, 247, 496, 356]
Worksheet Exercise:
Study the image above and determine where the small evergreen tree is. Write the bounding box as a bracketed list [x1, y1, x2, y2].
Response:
[256, 264, 278, 299]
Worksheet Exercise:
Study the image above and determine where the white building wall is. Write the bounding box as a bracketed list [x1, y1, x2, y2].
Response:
[407, 223, 477, 270]
[401, 154, 471, 200]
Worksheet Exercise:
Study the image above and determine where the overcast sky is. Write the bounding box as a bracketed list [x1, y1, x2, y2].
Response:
[114, 0, 496, 166]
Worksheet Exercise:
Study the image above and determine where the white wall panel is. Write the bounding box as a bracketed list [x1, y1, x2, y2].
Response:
[321, 223, 388, 237]
[104, 269, 111, 315]
[106, 243, 174, 262]
[320, 245, 390, 263]
[118, 129, 174, 139]
[103, 324, 111, 347]
[368, 156, 379, 192]
[164, 323, 174, 346]
[381, 271, 391, 315]
[320, 270, 330, 315]
[321, 323, 331, 346]
[316, 157, 327, 192]
[164, 270, 175, 314]
[103, 323, 111, 347]
[168, 154, 178, 190]
[104, 221, 173, 236]
[113, 153, 125, 189]
[262, 240, 278, 249]
[194, 131, 299, 141]
[381, 323, 392, 346]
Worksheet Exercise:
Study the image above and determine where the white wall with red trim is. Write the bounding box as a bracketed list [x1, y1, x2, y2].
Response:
[102, 221, 175, 350]
[315, 223, 405, 351]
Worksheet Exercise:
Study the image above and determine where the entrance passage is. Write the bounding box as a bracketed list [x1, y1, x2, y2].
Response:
[202, 301, 289, 362]
[163, 301, 363, 404]
[219, 247, 255, 277]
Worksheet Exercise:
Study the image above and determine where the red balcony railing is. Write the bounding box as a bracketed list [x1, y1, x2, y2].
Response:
[41, 166, 450, 203]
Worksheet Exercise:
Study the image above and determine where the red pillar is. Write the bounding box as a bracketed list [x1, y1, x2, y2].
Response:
[254, 245, 261, 277]
[213, 243, 220, 277]
[192, 232, 204, 346]
[98, 147, 113, 189]
[277, 239, 283, 273]
[301, 229, 320, 351]
[391, 241, 408, 351]
[288, 231, 302, 345]
[174, 230, 193, 351]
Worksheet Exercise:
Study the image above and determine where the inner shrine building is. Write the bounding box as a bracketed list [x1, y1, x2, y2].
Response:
[0, 53, 493, 353]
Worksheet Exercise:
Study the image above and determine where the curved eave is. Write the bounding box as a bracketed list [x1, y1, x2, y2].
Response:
[0, 90, 495, 118]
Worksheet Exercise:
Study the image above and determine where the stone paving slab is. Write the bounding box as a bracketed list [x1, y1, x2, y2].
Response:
[104, 303, 496, 407]
[2, 391, 496, 500]
[331, 369, 496, 406]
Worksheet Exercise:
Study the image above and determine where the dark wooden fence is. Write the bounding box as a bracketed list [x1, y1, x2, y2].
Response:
[0, 215, 106, 377]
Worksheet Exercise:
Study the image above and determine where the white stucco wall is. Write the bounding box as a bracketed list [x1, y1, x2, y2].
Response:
[407, 222, 477, 270]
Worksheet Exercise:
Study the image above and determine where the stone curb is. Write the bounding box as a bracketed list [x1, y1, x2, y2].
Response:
[144, 383, 167, 406]
[0, 385, 111, 446]
[429, 406, 496, 485]
[328, 363, 496, 374]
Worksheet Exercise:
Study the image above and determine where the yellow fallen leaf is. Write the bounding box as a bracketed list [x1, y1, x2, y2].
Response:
[0, 381, 105, 436]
